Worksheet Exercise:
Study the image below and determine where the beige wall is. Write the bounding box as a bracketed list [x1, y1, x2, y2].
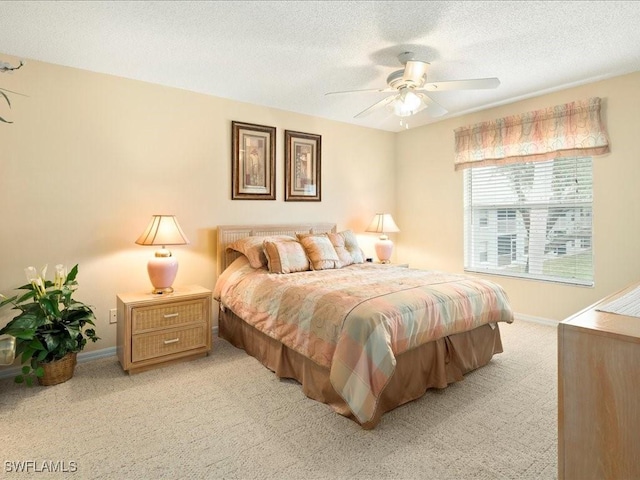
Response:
[0, 54, 396, 354]
[2, 50, 638, 363]
[396, 71, 640, 321]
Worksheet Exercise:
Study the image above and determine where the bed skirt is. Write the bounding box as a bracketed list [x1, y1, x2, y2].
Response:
[219, 307, 504, 429]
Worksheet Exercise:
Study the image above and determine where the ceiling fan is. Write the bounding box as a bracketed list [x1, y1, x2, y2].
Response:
[325, 51, 500, 120]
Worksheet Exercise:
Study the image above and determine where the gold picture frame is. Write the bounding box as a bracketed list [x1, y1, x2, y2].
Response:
[232, 121, 276, 200]
[284, 130, 321, 202]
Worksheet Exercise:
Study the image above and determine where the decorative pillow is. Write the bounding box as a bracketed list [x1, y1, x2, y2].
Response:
[263, 239, 310, 274]
[327, 230, 364, 266]
[227, 235, 294, 269]
[297, 233, 341, 270]
[327, 232, 353, 267]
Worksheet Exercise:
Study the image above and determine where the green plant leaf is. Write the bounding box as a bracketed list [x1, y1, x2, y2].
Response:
[66, 265, 79, 283]
[12, 331, 36, 340]
[21, 365, 30, 374]
[0, 89, 10, 107]
[40, 332, 61, 352]
[85, 328, 99, 341]
[39, 296, 60, 317]
[15, 289, 37, 304]
[0, 295, 18, 308]
[15, 376, 24, 384]
[20, 349, 33, 364]
[34, 366, 44, 377]
[2, 313, 46, 333]
[28, 338, 45, 351]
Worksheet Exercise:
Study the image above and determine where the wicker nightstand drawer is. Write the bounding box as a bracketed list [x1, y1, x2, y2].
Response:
[116, 285, 212, 374]
[132, 324, 208, 362]
[132, 299, 207, 334]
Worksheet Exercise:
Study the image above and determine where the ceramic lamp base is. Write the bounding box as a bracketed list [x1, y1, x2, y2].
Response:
[374, 237, 394, 264]
[147, 250, 178, 294]
[151, 286, 175, 295]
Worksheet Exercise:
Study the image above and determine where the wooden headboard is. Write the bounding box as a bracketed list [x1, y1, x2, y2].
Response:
[217, 223, 337, 273]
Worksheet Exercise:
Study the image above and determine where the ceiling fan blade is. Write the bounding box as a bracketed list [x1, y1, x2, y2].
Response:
[402, 60, 429, 84]
[354, 95, 399, 118]
[422, 77, 500, 91]
[418, 94, 448, 117]
[325, 87, 394, 96]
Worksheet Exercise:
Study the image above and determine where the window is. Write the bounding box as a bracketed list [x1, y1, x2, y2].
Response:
[497, 234, 517, 265]
[497, 209, 517, 233]
[478, 241, 488, 263]
[464, 157, 593, 286]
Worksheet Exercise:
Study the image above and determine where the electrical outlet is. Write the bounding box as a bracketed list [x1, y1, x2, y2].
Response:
[109, 308, 117, 324]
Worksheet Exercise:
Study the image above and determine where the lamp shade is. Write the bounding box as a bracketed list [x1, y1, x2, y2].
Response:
[366, 213, 400, 234]
[135, 215, 190, 246]
[136, 215, 189, 294]
[366, 213, 400, 264]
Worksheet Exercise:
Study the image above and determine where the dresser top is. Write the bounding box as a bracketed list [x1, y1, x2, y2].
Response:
[561, 282, 640, 342]
[117, 285, 212, 305]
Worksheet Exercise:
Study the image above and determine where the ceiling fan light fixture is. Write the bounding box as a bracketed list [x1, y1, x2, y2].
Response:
[394, 90, 422, 117]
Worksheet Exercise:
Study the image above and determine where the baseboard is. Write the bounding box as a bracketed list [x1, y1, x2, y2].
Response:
[0, 346, 117, 380]
[514, 312, 559, 327]
[0, 326, 221, 380]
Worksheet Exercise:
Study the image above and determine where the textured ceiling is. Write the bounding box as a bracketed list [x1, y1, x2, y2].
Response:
[2, 1, 640, 132]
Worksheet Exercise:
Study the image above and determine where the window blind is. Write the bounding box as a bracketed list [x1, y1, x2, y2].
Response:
[464, 157, 593, 286]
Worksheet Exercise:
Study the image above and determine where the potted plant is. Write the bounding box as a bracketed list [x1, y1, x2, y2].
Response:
[0, 59, 24, 124]
[0, 264, 99, 385]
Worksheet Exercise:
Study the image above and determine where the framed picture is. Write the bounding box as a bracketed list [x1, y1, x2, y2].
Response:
[284, 130, 321, 202]
[232, 121, 276, 200]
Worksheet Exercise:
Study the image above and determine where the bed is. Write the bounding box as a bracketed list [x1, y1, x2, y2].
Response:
[214, 223, 514, 429]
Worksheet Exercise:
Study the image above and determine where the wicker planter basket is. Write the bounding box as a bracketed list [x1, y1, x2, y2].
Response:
[38, 352, 77, 386]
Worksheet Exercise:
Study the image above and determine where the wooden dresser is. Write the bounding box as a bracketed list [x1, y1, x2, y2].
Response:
[117, 285, 212, 374]
[558, 283, 640, 480]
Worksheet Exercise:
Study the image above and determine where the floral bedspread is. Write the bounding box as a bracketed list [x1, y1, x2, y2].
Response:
[214, 259, 514, 424]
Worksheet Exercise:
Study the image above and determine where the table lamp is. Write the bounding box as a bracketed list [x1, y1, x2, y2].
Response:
[366, 213, 400, 264]
[135, 215, 190, 294]
[0, 335, 16, 366]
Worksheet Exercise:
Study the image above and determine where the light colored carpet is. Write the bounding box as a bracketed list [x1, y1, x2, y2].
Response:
[0, 320, 557, 480]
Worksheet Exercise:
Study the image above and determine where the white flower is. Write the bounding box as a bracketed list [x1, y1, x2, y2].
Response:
[24, 266, 46, 296]
[24, 266, 37, 282]
[54, 264, 67, 289]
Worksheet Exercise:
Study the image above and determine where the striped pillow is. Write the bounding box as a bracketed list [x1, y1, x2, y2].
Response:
[297, 234, 341, 270]
[263, 239, 310, 274]
[227, 235, 294, 269]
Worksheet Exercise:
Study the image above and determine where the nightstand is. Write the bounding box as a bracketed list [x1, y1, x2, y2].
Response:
[116, 285, 212, 374]
[375, 262, 409, 268]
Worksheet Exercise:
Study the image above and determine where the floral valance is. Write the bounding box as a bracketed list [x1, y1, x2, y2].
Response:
[453, 97, 610, 170]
